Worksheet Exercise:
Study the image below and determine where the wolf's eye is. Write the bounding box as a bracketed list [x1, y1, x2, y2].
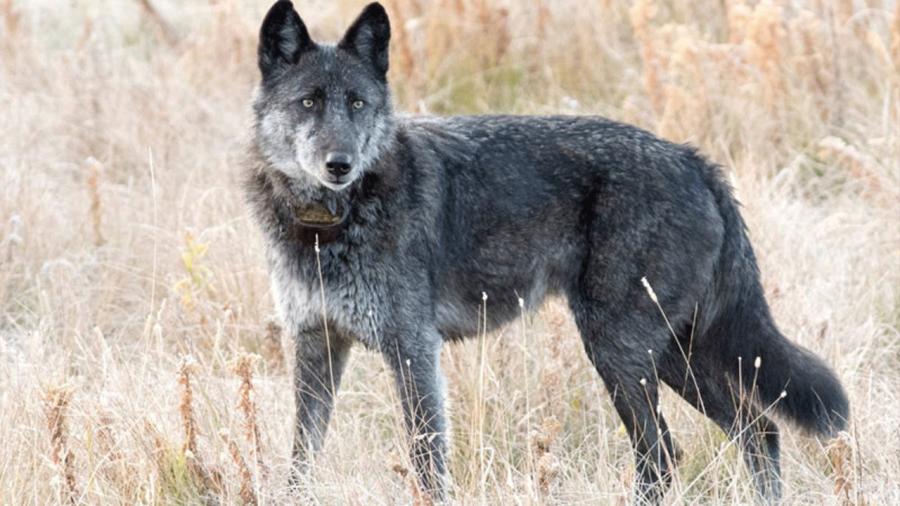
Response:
[352, 99, 365, 110]
[301, 98, 315, 109]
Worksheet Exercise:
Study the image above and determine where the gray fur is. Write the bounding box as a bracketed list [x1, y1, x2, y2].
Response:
[246, 2, 849, 503]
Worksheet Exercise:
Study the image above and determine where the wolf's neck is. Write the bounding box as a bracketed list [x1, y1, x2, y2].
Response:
[284, 176, 357, 212]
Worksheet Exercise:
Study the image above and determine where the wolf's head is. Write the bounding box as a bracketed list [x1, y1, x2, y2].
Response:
[253, 1, 394, 192]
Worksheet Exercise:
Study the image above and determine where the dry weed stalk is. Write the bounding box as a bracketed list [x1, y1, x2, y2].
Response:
[423, 0, 452, 80]
[473, 291, 489, 495]
[538, 305, 567, 400]
[530, 416, 562, 496]
[892, 1, 900, 70]
[233, 353, 267, 477]
[135, 0, 177, 46]
[95, 411, 129, 486]
[790, 10, 834, 118]
[43, 386, 78, 504]
[261, 319, 284, 371]
[390, 459, 431, 506]
[221, 429, 258, 506]
[2, 0, 20, 37]
[178, 356, 220, 493]
[96, 413, 121, 462]
[419, 0, 511, 89]
[817, 136, 888, 196]
[744, 1, 786, 111]
[629, 0, 665, 115]
[827, 432, 857, 506]
[385, 0, 416, 80]
[656, 27, 710, 142]
[179, 356, 200, 457]
[474, 0, 510, 68]
[85, 157, 104, 246]
[535, 0, 549, 43]
[143, 419, 168, 468]
[725, 0, 751, 44]
[143, 418, 177, 486]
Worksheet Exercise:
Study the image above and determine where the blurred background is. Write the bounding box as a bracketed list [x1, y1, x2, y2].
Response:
[1, 1, 898, 504]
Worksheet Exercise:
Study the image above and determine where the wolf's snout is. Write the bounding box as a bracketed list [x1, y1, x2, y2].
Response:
[325, 152, 353, 177]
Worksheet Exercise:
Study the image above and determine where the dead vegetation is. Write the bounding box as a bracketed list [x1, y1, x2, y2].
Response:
[1, 0, 898, 504]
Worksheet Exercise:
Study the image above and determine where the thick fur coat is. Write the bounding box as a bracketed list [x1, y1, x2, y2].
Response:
[245, 2, 849, 503]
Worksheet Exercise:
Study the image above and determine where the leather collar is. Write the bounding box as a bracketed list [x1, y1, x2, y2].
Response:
[279, 202, 350, 247]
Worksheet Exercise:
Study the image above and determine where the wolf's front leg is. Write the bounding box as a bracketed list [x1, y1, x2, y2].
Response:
[383, 330, 449, 501]
[290, 327, 351, 485]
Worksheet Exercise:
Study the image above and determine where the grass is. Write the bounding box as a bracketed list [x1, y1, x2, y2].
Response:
[1, 0, 898, 504]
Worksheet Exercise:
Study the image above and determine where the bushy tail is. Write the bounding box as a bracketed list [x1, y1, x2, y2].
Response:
[726, 310, 850, 436]
[690, 147, 850, 436]
[689, 148, 850, 435]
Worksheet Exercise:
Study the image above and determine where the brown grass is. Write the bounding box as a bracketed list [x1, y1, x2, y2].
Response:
[893, 2, 900, 68]
[233, 353, 268, 478]
[43, 386, 78, 504]
[1, 0, 899, 504]
[84, 157, 104, 247]
[178, 356, 221, 497]
[222, 429, 259, 506]
[827, 432, 857, 506]
[178, 357, 200, 458]
[531, 416, 562, 497]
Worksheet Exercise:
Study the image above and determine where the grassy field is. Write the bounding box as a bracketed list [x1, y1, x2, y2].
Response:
[1, 0, 898, 504]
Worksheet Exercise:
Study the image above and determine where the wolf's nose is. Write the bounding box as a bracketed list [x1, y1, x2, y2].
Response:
[325, 152, 353, 177]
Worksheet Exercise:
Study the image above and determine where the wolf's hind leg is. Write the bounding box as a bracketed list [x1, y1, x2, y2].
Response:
[290, 328, 352, 485]
[382, 329, 449, 501]
[570, 302, 679, 504]
[657, 347, 782, 503]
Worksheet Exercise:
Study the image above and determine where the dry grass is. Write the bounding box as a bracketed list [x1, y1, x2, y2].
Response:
[42, 385, 78, 504]
[1, 0, 898, 504]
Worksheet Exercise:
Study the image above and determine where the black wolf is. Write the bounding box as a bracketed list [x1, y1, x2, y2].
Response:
[244, 1, 849, 502]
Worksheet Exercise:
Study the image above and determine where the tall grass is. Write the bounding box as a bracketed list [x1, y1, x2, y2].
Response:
[1, 0, 898, 504]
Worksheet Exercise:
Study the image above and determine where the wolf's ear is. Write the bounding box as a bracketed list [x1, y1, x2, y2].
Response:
[338, 2, 391, 77]
[258, 1, 315, 80]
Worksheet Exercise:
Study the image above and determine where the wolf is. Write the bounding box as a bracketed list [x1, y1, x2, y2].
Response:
[244, 1, 850, 503]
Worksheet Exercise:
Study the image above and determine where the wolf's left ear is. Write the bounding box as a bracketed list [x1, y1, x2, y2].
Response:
[338, 2, 391, 77]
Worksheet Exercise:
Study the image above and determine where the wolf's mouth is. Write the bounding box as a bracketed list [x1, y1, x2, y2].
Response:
[319, 176, 354, 192]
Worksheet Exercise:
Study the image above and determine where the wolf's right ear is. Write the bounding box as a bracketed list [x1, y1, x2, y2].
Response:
[258, 1, 315, 80]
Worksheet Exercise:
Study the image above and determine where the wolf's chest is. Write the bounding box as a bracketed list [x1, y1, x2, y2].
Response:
[267, 245, 386, 347]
